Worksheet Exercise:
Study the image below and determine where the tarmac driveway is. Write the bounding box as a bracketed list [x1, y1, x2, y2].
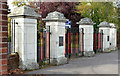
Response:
[26, 51, 118, 74]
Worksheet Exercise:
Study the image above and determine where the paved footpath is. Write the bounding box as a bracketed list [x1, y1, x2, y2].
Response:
[26, 51, 118, 74]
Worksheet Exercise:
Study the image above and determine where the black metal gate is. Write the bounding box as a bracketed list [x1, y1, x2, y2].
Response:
[65, 27, 84, 58]
[93, 30, 103, 53]
[37, 26, 50, 65]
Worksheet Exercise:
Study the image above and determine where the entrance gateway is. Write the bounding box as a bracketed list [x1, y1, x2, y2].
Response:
[0, 1, 119, 75]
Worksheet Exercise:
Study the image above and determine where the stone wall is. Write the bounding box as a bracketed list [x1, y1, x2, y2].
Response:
[0, 1, 8, 75]
[8, 53, 19, 74]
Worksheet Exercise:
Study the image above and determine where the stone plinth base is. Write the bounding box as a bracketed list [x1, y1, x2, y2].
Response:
[115, 47, 118, 51]
[97, 49, 103, 52]
[110, 47, 118, 51]
[103, 48, 111, 53]
[50, 56, 67, 65]
[19, 61, 39, 70]
[83, 51, 95, 57]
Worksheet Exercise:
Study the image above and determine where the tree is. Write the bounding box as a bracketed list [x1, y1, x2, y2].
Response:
[76, 2, 119, 30]
[30, 2, 81, 29]
[12, 1, 81, 29]
[12, 0, 29, 7]
[117, 1, 120, 30]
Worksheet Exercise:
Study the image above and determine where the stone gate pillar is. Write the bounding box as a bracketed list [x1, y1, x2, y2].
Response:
[0, 1, 8, 75]
[109, 23, 117, 51]
[98, 21, 111, 52]
[42, 11, 68, 65]
[77, 17, 95, 57]
[8, 5, 40, 70]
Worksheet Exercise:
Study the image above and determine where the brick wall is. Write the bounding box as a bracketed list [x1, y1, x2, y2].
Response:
[0, 0, 8, 75]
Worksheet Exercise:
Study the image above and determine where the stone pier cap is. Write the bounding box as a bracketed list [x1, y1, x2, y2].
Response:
[8, 5, 41, 18]
[42, 11, 68, 22]
[76, 17, 96, 25]
[109, 23, 118, 28]
[97, 21, 111, 27]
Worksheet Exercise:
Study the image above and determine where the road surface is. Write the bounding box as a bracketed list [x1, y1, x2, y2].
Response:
[26, 51, 118, 74]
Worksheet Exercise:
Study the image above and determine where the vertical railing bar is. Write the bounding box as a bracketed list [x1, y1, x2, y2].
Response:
[65, 33, 67, 55]
[49, 26, 50, 64]
[101, 32, 103, 51]
[14, 19, 15, 53]
[40, 32, 41, 60]
[81, 32, 83, 54]
[68, 32, 70, 56]
[82, 30, 84, 56]
[76, 33, 78, 54]
[42, 33, 43, 60]
[71, 33, 73, 54]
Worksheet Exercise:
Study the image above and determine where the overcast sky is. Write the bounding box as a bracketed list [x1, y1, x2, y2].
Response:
[7, 0, 15, 12]
[7, 0, 29, 12]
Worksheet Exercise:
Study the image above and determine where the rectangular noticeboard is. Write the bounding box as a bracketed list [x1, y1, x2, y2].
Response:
[59, 36, 63, 46]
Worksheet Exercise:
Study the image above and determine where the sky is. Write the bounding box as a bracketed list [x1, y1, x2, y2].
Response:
[7, 0, 15, 12]
[7, 0, 29, 12]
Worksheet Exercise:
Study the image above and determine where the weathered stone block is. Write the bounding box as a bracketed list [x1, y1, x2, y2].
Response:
[19, 61, 39, 70]
[110, 47, 118, 51]
[83, 51, 95, 57]
[50, 57, 67, 65]
[103, 48, 111, 53]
